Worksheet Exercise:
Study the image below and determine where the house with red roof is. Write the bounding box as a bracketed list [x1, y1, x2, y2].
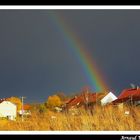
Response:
[63, 92, 107, 112]
[0, 100, 17, 120]
[113, 87, 140, 106]
[18, 104, 31, 116]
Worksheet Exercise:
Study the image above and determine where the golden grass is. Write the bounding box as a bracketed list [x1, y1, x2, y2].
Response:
[0, 105, 140, 131]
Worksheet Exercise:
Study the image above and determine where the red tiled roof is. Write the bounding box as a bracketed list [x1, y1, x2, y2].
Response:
[23, 104, 31, 110]
[66, 92, 107, 108]
[113, 88, 140, 104]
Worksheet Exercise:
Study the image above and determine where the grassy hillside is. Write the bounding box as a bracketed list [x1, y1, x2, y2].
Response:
[0, 105, 140, 131]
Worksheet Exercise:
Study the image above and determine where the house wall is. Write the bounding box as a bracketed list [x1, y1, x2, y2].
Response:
[101, 92, 117, 106]
[0, 101, 17, 120]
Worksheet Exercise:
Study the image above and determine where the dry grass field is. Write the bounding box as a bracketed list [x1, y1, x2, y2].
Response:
[0, 105, 140, 131]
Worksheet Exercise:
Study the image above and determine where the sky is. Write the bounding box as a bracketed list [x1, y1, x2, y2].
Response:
[0, 10, 140, 103]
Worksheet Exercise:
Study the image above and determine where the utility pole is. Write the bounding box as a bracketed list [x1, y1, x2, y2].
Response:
[130, 95, 133, 106]
[96, 92, 97, 106]
[20, 96, 26, 122]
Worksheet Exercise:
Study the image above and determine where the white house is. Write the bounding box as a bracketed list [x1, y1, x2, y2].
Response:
[101, 92, 117, 106]
[0, 101, 17, 120]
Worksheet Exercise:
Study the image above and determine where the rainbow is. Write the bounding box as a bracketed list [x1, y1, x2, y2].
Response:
[49, 12, 109, 92]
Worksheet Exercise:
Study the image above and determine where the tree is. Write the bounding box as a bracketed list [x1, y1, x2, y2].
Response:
[55, 92, 67, 101]
[29, 103, 48, 114]
[6, 96, 22, 111]
[45, 95, 62, 109]
[38, 104, 47, 113]
[81, 86, 91, 93]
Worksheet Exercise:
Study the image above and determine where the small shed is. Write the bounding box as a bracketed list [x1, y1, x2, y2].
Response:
[101, 92, 117, 106]
[0, 101, 17, 120]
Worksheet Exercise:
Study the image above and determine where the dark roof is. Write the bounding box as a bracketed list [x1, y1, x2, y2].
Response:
[113, 88, 140, 104]
[0, 98, 7, 103]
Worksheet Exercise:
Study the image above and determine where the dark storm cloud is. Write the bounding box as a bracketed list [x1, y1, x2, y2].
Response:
[57, 10, 140, 93]
[0, 10, 139, 102]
